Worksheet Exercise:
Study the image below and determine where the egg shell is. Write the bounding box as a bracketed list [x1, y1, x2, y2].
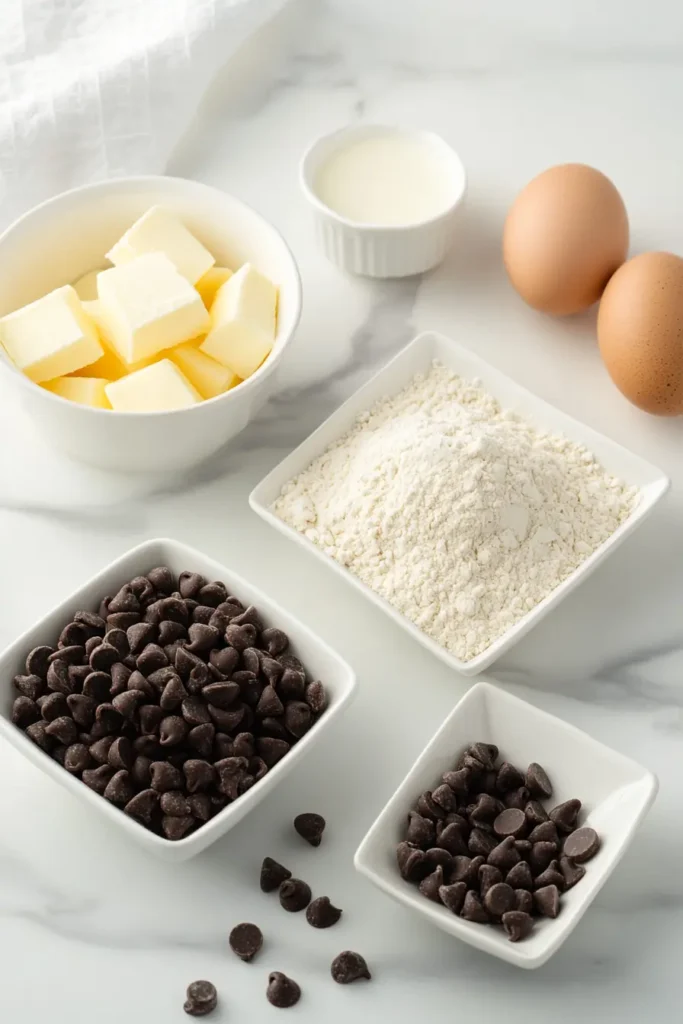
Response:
[503, 164, 629, 315]
[597, 251, 683, 416]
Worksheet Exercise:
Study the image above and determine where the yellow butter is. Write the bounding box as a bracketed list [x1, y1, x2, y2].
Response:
[106, 206, 215, 284]
[105, 358, 202, 412]
[169, 342, 240, 400]
[195, 266, 233, 309]
[97, 253, 210, 366]
[72, 269, 104, 302]
[200, 263, 277, 379]
[0, 285, 104, 384]
[42, 376, 111, 409]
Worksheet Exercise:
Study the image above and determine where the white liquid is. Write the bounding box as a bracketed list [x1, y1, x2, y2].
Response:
[314, 133, 458, 227]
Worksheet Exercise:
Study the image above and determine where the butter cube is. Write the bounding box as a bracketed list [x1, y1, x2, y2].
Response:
[195, 266, 233, 309]
[105, 358, 202, 412]
[0, 285, 104, 383]
[42, 376, 111, 409]
[73, 301, 145, 381]
[106, 206, 215, 284]
[200, 264, 277, 379]
[97, 253, 210, 366]
[72, 269, 103, 302]
[169, 343, 240, 400]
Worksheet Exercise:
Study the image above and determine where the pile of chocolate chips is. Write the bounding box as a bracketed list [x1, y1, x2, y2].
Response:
[397, 742, 600, 941]
[11, 567, 327, 840]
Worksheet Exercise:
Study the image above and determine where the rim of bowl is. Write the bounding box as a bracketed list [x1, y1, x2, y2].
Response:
[0, 175, 303, 419]
[300, 123, 468, 232]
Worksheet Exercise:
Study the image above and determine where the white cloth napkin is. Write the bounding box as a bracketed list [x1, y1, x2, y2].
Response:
[0, 0, 286, 228]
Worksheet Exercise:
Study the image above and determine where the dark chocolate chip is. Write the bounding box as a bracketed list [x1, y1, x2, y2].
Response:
[266, 972, 301, 1008]
[305, 680, 326, 715]
[66, 696, 96, 733]
[202, 681, 240, 709]
[159, 715, 187, 746]
[493, 807, 527, 839]
[432, 783, 458, 813]
[103, 769, 134, 805]
[183, 759, 214, 793]
[261, 627, 288, 656]
[468, 741, 498, 770]
[179, 572, 206, 599]
[257, 736, 289, 767]
[484, 882, 515, 917]
[534, 884, 561, 918]
[506, 860, 533, 890]
[132, 756, 152, 789]
[504, 786, 531, 811]
[160, 790, 192, 816]
[306, 896, 342, 928]
[396, 842, 429, 882]
[39, 692, 68, 722]
[186, 623, 220, 654]
[82, 764, 114, 794]
[82, 671, 112, 702]
[294, 812, 325, 847]
[436, 822, 468, 856]
[64, 743, 90, 773]
[479, 864, 503, 897]
[439, 881, 467, 915]
[530, 841, 557, 875]
[424, 848, 453, 873]
[442, 768, 470, 796]
[215, 756, 248, 799]
[487, 836, 520, 872]
[137, 643, 168, 675]
[563, 826, 600, 863]
[108, 736, 133, 770]
[225, 623, 258, 652]
[559, 855, 586, 889]
[460, 891, 489, 923]
[549, 798, 582, 834]
[45, 716, 78, 745]
[525, 800, 549, 827]
[502, 910, 534, 942]
[188, 723, 215, 759]
[279, 878, 311, 912]
[260, 857, 292, 893]
[89, 736, 115, 764]
[124, 788, 159, 825]
[470, 793, 503, 823]
[418, 864, 445, 902]
[25, 646, 54, 679]
[95, 703, 124, 734]
[158, 620, 187, 646]
[162, 815, 194, 840]
[534, 861, 565, 891]
[514, 888, 533, 914]
[528, 820, 559, 845]
[406, 811, 435, 848]
[46, 660, 73, 695]
[150, 761, 184, 793]
[183, 980, 217, 1017]
[284, 701, 312, 738]
[49, 645, 84, 666]
[468, 828, 498, 857]
[159, 675, 188, 711]
[229, 921, 263, 961]
[330, 951, 370, 984]
[13, 673, 44, 701]
[525, 762, 553, 799]
[496, 761, 525, 793]
[417, 790, 446, 821]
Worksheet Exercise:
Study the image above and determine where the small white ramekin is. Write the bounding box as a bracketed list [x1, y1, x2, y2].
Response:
[300, 124, 466, 278]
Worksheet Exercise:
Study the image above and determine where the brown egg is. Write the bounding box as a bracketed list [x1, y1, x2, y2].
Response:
[503, 164, 629, 315]
[597, 251, 683, 415]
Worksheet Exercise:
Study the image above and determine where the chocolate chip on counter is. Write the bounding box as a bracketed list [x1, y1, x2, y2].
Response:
[493, 807, 527, 839]
[514, 889, 533, 915]
[484, 882, 516, 917]
[294, 812, 325, 847]
[549, 798, 582, 834]
[496, 761, 525, 793]
[330, 951, 371, 985]
[124, 789, 159, 824]
[306, 896, 342, 929]
[534, 861, 565, 891]
[559, 856, 586, 889]
[529, 841, 557, 875]
[266, 971, 301, 1008]
[104, 769, 134, 806]
[479, 864, 503, 897]
[534, 884, 561, 918]
[183, 980, 218, 1017]
[229, 921, 263, 962]
[528, 820, 559, 845]
[260, 857, 292, 893]
[506, 860, 533, 891]
[279, 878, 311, 913]
[439, 881, 468, 915]
[461, 891, 489, 923]
[419, 865, 446, 902]
[502, 910, 534, 942]
[563, 826, 600, 863]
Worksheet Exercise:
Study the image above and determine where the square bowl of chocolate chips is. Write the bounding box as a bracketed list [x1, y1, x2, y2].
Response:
[0, 538, 356, 862]
[354, 681, 657, 968]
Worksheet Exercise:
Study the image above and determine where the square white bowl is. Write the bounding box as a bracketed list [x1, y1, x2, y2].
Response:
[250, 330, 669, 675]
[0, 538, 356, 862]
[354, 681, 658, 969]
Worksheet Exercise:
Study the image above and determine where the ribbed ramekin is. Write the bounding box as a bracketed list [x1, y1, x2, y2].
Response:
[300, 124, 466, 279]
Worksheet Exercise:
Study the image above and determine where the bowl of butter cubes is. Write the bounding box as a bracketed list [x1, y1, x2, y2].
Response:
[0, 176, 302, 472]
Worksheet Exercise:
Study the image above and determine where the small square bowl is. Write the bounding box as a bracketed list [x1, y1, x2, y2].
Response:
[0, 538, 356, 862]
[353, 681, 657, 969]
[250, 331, 669, 675]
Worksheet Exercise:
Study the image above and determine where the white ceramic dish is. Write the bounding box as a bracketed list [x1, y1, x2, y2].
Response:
[0, 538, 356, 862]
[300, 125, 466, 278]
[354, 681, 658, 969]
[0, 176, 302, 472]
[250, 330, 669, 676]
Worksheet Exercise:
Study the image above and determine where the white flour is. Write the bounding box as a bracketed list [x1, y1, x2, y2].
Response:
[273, 363, 638, 661]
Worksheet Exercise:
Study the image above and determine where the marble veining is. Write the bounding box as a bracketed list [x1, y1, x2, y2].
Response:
[1, 1, 682, 1020]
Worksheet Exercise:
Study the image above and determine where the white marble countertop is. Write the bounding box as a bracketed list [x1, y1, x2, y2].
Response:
[2, 1, 682, 1020]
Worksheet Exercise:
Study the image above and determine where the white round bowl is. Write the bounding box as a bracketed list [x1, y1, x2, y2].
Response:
[0, 176, 302, 473]
[300, 124, 467, 278]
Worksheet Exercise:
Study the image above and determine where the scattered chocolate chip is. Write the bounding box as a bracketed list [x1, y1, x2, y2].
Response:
[279, 878, 311, 912]
[266, 971, 301, 1008]
[563, 826, 600, 863]
[306, 896, 342, 928]
[260, 857, 291, 892]
[229, 921, 263, 962]
[184, 980, 218, 1017]
[330, 951, 371, 984]
[502, 910, 534, 942]
[294, 811, 325, 847]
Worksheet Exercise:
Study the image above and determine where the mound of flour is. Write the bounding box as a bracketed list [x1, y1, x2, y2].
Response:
[273, 363, 637, 661]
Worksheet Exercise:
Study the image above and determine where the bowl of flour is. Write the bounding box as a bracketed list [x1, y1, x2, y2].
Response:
[250, 332, 669, 674]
